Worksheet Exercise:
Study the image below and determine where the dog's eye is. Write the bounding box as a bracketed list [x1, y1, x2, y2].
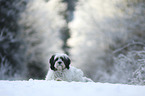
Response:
[60, 57, 64, 61]
[55, 58, 58, 61]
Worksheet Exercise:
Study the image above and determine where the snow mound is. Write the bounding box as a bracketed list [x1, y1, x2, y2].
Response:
[0, 80, 144, 96]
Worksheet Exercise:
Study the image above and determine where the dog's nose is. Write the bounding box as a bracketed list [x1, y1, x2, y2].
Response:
[58, 62, 62, 64]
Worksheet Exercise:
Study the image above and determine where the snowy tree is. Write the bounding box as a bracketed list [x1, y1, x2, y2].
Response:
[18, 0, 67, 79]
[0, 0, 27, 80]
[68, 0, 145, 84]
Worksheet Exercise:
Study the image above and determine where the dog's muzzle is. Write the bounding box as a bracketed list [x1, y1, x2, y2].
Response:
[55, 61, 65, 71]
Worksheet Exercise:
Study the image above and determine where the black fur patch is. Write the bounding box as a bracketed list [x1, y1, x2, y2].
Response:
[63, 56, 71, 69]
[49, 55, 57, 71]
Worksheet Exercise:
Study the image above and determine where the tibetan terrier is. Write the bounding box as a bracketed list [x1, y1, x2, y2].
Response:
[45, 53, 93, 82]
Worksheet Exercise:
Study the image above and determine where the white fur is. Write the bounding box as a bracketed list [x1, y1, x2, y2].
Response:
[46, 53, 93, 82]
[45, 66, 93, 82]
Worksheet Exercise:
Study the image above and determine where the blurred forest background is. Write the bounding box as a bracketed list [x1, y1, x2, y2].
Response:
[0, 0, 145, 85]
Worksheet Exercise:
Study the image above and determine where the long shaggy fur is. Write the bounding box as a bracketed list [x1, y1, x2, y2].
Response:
[45, 53, 93, 82]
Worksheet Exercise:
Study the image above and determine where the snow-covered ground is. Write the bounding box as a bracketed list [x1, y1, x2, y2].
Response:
[0, 80, 144, 96]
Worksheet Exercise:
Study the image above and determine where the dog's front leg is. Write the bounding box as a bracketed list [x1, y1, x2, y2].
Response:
[56, 78, 62, 81]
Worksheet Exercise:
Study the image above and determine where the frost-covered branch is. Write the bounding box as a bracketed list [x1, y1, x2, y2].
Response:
[113, 42, 145, 54]
[0, 55, 13, 79]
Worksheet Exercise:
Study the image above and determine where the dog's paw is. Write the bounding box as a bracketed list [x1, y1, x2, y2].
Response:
[56, 78, 62, 81]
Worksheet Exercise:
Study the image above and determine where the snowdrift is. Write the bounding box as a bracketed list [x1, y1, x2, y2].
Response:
[0, 80, 144, 96]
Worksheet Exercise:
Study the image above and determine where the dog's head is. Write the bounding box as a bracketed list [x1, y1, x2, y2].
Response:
[49, 53, 71, 71]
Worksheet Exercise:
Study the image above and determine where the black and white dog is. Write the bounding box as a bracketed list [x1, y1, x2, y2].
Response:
[45, 53, 93, 82]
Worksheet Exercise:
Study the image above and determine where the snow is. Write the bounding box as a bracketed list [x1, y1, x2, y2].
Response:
[0, 80, 144, 96]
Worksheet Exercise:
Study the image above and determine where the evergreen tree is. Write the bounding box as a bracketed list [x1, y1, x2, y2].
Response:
[0, 0, 27, 79]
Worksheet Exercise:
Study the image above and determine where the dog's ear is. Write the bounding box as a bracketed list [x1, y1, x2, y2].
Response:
[64, 56, 71, 69]
[49, 55, 56, 71]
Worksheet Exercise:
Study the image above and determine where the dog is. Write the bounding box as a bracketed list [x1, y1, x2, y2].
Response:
[45, 53, 93, 82]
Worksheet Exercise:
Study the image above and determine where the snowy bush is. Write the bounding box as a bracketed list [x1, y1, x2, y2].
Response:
[18, 0, 67, 78]
[112, 50, 145, 85]
[0, 55, 22, 80]
[68, 0, 145, 84]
